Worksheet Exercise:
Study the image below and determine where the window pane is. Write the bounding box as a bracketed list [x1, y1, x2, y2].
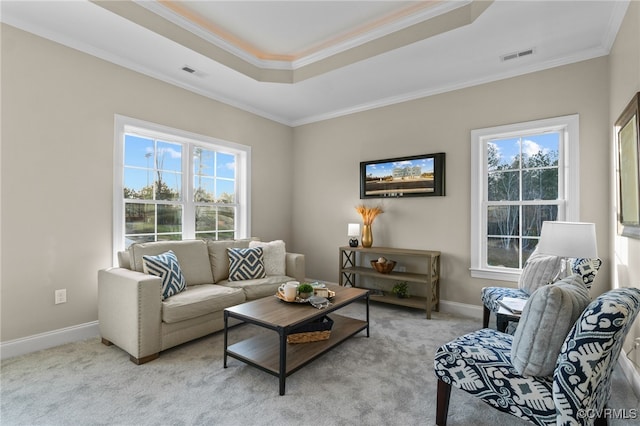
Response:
[125, 203, 155, 234]
[124, 168, 153, 199]
[218, 206, 235, 231]
[158, 234, 182, 241]
[521, 133, 559, 168]
[157, 204, 182, 233]
[193, 147, 215, 178]
[125, 235, 154, 247]
[522, 205, 558, 236]
[217, 180, 235, 203]
[194, 177, 215, 202]
[487, 237, 519, 268]
[522, 238, 539, 264]
[487, 205, 519, 236]
[156, 171, 182, 201]
[196, 206, 217, 232]
[156, 141, 182, 172]
[195, 232, 217, 239]
[488, 171, 520, 201]
[218, 231, 235, 240]
[124, 135, 154, 167]
[217, 153, 236, 179]
[488, 138, 520, 171]
[522, 168, 558, 200]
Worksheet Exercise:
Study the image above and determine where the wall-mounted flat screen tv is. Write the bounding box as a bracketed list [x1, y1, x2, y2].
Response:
[360, 153, 445, 198]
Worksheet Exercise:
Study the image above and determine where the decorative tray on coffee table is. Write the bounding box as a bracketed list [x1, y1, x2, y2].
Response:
[275, 282, 335, 307]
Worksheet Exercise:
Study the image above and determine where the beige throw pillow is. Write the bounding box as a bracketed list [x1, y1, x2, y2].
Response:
[249, 240, 286, 276]
[510, 274, 590, 377]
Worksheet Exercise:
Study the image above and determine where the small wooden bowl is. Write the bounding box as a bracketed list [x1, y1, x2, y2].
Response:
[371, 260, 396, 274]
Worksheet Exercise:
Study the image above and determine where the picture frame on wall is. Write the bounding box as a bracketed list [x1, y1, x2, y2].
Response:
[360, 152, 445, 199]
[615, 92, 640, 239]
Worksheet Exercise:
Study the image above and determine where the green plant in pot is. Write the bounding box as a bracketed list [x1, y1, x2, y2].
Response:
[391, 281, 409, 298]
[297, 283, 314, 299]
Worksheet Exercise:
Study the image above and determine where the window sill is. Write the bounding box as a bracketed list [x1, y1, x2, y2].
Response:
[469, 268, 521, 282]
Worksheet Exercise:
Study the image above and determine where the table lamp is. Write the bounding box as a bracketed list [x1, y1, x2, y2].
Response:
[536, 221, 598, 281]
[348, 223, 360, 247]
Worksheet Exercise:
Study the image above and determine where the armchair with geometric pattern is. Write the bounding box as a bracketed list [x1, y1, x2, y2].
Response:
[434, 287, 640, 425]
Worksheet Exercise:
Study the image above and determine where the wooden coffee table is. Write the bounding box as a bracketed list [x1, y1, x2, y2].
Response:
[223, 285, 369, 395]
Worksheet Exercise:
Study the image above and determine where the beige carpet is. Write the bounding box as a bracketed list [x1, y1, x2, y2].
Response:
[1, 302, 638, 425]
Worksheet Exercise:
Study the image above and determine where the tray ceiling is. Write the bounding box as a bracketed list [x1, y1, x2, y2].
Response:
[1, 1, 630, 126]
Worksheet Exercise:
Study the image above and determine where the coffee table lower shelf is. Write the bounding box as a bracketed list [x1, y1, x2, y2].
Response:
[226, 314, 367, 382]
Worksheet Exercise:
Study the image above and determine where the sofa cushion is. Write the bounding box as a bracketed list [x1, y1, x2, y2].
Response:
[518, 251, 562, 295]
[129, 240, 213, 285]
[249, 240, 286, 276]
[162, 284, 245, 323]
[142, 251, 187, 300]
[207, 239, 252, 282]
[511, 274, 590, 377]
[220, 275, 292, 300]
[228, 247, 266, 281]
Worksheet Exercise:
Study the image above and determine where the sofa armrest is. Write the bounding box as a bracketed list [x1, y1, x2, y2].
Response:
[98, 267, 162, 361]
[285, 252, 305, 282]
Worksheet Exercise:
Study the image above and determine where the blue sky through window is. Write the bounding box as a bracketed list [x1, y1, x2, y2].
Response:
[489, 133, 559, 170]
[124, 135, 236, 191]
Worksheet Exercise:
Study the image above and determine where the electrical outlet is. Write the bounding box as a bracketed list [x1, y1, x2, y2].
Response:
[55, 289, 67, 305]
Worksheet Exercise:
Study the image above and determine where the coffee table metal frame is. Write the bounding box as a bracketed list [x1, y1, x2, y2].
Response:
[223, 286, 369, 395]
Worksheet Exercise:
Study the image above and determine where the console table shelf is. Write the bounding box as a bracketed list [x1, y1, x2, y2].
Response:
[339, 246, 441, 319]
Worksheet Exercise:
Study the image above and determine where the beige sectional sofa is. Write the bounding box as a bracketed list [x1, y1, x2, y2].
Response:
[98, 239, 305, 364]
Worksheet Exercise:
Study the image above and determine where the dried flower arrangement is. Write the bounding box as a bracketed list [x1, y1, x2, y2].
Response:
[355, 204, 383, 225]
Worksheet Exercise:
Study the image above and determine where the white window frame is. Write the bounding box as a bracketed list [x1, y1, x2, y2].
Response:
[113, 115, 251, 265]
[470, 114, 580, 281]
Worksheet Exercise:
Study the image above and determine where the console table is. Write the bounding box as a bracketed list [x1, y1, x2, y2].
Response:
[339, 246, 441, 319]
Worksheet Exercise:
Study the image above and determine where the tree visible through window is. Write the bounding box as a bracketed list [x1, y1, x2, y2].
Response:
[486, 133, 560, 268]
[114, 116, 250, 257]
[470, 115, 579, 281]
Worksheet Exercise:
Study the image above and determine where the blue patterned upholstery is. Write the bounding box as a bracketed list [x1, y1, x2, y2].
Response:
[434, 288, 640, 426]
[481, 287, 529, 313]
[481, 258, 602, 329]
[142, 250, 187, 300]
[227, 247, 266, 281]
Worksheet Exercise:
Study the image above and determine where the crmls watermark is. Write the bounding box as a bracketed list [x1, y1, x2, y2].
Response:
[577, 408, 638, 420]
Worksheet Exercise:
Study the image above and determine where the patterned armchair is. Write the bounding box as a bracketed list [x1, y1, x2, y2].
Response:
[481, 257, 602, 330]
[434, 287, 640, 426]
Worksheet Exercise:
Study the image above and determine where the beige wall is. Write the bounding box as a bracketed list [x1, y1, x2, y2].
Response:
[1, 4, 637, 351]
[292, 57, 611, 307]
[0, 24, 294, 341]
[609, 1, 640, 370]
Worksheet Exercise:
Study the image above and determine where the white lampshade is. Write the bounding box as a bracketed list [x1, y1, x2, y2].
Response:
[536, 221, 598, 258]
[348, 223, 360, 237]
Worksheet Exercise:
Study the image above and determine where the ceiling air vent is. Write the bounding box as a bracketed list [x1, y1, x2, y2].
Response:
[501, 48, 535, 62]
[181, 66, 196, 74]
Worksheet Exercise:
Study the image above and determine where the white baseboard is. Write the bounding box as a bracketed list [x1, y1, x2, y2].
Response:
[618, 352, 640, 399]
[0, 321, 100, 360]
[439, 299, 484, 320]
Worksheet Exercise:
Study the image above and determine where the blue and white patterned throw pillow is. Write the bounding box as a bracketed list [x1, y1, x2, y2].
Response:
[228, 247, 266, 281]
[142, 250, 187, 300]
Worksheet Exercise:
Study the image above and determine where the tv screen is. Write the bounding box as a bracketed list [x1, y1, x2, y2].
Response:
[360, 153, 445, 198]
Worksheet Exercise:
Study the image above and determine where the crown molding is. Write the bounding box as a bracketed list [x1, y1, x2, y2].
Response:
[291, 46, 611, 127]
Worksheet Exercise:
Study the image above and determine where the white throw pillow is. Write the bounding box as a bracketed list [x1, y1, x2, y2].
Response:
[249, 240, 286, 276]
[511, 274, 590, 377]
